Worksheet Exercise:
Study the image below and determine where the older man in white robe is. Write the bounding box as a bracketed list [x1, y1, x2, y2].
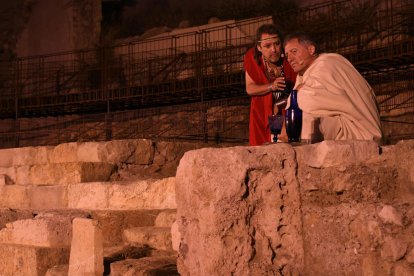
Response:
[284, 32, 382, 142]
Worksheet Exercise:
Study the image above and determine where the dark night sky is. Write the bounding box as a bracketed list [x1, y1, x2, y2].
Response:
[101, 0, 299, 38]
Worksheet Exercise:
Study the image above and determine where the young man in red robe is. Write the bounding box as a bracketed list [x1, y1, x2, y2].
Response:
[244, 24, 296, 146]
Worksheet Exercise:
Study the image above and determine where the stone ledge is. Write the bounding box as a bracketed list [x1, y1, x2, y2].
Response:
[295, 140, 380, 168]
[0, 244, 69, 276]
[68, 178, 176, 210]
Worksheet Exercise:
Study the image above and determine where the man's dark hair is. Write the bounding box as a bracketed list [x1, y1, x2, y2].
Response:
[283, 32, 319, 54]
[254, 24, 283, 64]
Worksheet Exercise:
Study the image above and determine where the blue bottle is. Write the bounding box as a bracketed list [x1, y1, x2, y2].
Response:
[285, 90, 302, 142]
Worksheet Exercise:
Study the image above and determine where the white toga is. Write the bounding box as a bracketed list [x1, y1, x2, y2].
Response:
[292, 53, 382, 141]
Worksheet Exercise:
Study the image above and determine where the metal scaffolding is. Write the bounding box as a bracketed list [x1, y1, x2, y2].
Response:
[0, 0, 413, 148]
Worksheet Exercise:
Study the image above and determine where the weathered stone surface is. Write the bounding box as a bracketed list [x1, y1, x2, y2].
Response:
[45, 265, 69, 276]
[49, 139, 154, 165]
[295, 140, 380, 168]
[90, 210, 161, 246]
[302, 204, 379, 274]
[378, 205, 403, 226]
[175, 144, 303, 275]
[30, 162, 115, 186]
[68, 218, 104, 276]
[110, 256, 178, 276]
[393, 140, 414, 200]
[0, 209, 34, 229]
[381, 236, 407, 261]
[0, 214, 72, 247]
[154, 209, 176, 227]
[68, 178, 176, 210]
[123, 227, 172, 251]
[171, 221, 180, 252]
[393, 262, 414, 276]
[28, 185, 68, 209]
[0, 244, 69, 276]
[0, 185, 30, 208]
[406, 247, 414, 263]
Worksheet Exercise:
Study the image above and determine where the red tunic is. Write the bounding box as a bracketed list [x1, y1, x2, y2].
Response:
[244, 48, 297, 146]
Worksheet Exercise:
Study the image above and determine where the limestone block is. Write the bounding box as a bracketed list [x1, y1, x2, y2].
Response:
[0, 185, 30, 209]
[68, 183, 110, 209]
[175, 144, 303, 275]
[155, 209, 176, 227]
[0, 167, 16, 184]
[123, 227, 172, 251]
[295, 140, 380, 168]
[12, 146, 51, 166]
[0, 148, 14, 167]
[381, 236, 407, 261]
[171, 221, 180, 252]
[98, 139, 154, 165]
[68, 218, 104, 276]
[378, 205, 403, 226]
[49, 142, 79, 163]
[0, 208, 34, 229]
[28, 185, 68, 210]
[109, 178, 176, 209]
[90, 210, 160, 246]
[49, 139, 153, 165]
[68, 178, 176, 210]
[110, 256, 178, 276]
[30, 162, 115, 185]
[0, 214, 72, 247]
[15, 165, 31, 185]
[0, 244, 69, 276]
[45, 265, 69, 276]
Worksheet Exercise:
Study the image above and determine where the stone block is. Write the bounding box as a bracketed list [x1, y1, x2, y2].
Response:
[123, 226, 172, 251]
[0, 173, 14, 185]
[28, 185, 68, 209]
[110, 256, 178, 276]
[0, 185, 30, 209]
[0, 214, 72, 247]
[30, 162, 115, 185]
[68, 178, 176, 210]
[68, 218, 104, 276]
[295, 140, 380, 168]
[12, 146, 51, 166]
[45, 265, 69, 276]
[49, 139, 153, 165]
[155, 209, 176, 227]
[0, 244, 69, 276]
[0, 208, 34, 229]
[90, 210, 160, 246]
[0, 148, 14, 167]
[109, 178, 176, 210]
[175, 144, 303, 275]
[68, 183, 110, 209]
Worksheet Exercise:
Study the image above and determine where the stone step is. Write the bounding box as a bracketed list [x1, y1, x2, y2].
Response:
[103, 245, 176, 275]
[0, 213, 80, 248]
[0, 178, 176, 210]
[0, 243, 69, 276]
[0, 162, 115, 186]
[0, 209, 173, 248]
[110, 256, 178, 276]
[123, 227, 173, 251]
[0, 139, 153, 167]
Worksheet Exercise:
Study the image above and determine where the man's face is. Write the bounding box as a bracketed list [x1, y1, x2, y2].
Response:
[257, 33, 282, 63]
[285, 38, 316, 75]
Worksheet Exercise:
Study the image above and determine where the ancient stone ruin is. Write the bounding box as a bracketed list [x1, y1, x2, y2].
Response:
[0, 139, 413, 275]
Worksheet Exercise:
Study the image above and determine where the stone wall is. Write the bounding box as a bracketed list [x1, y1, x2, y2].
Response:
[174, 140, 414, 275]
